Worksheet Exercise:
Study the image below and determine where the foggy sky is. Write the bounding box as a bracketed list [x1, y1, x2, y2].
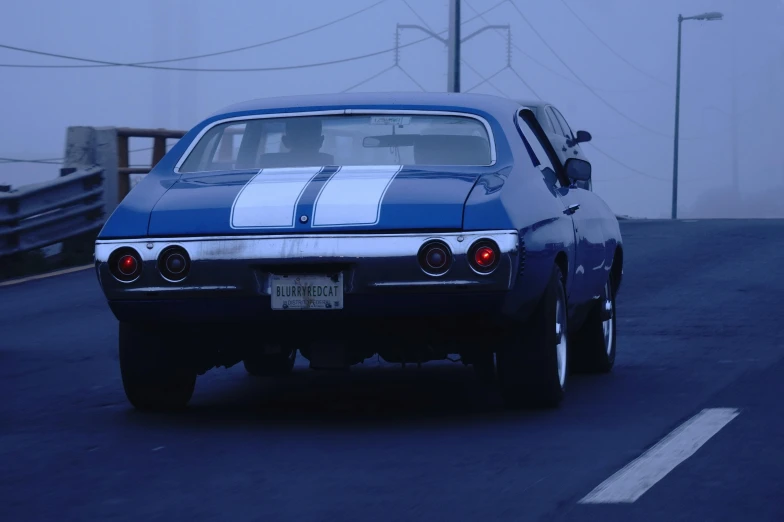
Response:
[2, 0, 783, 218]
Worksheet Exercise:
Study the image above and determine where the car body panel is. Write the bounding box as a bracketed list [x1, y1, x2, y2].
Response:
[146, 167, 488, 236]
[95, 92, 622, 346]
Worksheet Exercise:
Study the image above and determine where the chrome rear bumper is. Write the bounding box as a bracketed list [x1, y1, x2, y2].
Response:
[95, 230, 521, 302]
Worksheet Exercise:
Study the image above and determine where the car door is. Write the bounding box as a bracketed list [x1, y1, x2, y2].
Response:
[515, 109, 584, 309]
[517, 108, 607, 315]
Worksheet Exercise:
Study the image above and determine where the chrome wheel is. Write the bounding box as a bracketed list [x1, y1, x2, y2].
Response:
[555, 281, 568, 389]
[601, 282, 614, 356]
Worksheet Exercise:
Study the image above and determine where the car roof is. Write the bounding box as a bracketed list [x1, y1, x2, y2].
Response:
[210, 92, 549, 121]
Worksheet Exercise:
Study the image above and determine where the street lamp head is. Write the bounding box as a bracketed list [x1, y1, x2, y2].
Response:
[693, 11, 724, 21]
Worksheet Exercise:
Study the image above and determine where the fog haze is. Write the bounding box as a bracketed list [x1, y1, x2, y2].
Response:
[2, 0, 783, 218]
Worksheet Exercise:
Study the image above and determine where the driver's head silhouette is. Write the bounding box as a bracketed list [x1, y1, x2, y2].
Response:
[282, 118, 324, 153]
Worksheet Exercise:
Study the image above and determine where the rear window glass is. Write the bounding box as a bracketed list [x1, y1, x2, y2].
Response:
[178, 114, 493, 173]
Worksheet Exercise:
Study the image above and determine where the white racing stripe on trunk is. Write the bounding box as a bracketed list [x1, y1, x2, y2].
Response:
[579, 408, 740, 504]
[231, 167, 322, 229]
[312, 165, 403, 227]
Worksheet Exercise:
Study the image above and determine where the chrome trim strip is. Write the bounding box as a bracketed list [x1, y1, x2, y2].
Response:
[370, 280, 481, 287]
[123, 285, 240, 293]
[173, 109, 498, 173]
[95, 230, 518, 247]
[95, 230, 520, 300]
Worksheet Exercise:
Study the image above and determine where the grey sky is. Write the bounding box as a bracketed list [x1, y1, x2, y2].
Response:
[1, 0, 783, 218]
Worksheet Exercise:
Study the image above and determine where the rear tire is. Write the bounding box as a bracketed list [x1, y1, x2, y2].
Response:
[496, 264, 568, 409]
[571, 271, 616, 374]
[119, 322, 196, 411]
[243, 345, 297, 377]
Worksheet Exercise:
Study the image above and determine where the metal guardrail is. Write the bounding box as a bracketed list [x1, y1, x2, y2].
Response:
[0, 167, 105, 258]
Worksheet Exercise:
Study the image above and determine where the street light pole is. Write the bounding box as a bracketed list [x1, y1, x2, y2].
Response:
[671, 15, 683, 220]
[671, 11, 723, 220]
[730, 12, 740, 200]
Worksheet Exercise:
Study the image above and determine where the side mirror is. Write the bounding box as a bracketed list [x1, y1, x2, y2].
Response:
[567, 130, 592, 147]
[574, 130, 592, 144]
[565, 158, 591, 182]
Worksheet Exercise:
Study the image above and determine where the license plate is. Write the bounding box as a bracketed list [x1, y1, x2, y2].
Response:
[270, 274, 344, 310]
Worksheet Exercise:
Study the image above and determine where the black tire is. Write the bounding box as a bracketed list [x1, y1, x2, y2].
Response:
[243, 346, 297, 377]
[570, 271, 616, 374]
[119, 322, 196, 411]
[496, 264, 568, 409]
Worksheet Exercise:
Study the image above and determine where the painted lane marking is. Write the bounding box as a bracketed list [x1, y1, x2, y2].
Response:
[312, 165, 402, 227]
[0, 264, 93, 288]
[230, 166, 323, 229]
[579, 408, 740, 504]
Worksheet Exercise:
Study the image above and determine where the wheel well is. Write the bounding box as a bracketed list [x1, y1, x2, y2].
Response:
[611, 246, 623, 295]
[554, 251, 568, 285]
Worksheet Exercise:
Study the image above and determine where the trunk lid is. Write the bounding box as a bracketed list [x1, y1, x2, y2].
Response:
[147, 166, 482, 236]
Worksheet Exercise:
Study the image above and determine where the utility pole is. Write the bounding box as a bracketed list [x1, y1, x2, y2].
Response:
[447, 0, 461, 92]
[396, 1, 508, 93]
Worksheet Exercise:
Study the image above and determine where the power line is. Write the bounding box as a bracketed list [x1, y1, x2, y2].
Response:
[464, 65, 509, 93]
[462, 59, 510, 97]
[0, 41, 409, 72]
[584, 143, 669, 182]
[0, 157, 61, 165]
[398, 0, 510, 96]
[0, 0, 508, 72]
[508, 1, 674, 140]
[0, 0, 388, 70]
[509, 66, 542, 100]
[461, 0, 649, 95]
[400, 0, 433, 30]
[396, 64, 427, 91]
[341, 65, 398, 93]
[0, 146, 157, 165]
[557, 0, 671, 88]
[588, 142, 713, 184]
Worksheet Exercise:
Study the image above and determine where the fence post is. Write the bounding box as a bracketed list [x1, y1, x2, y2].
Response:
[152, 135, 167, 166]
[93, 127, 119, 218]
[117, 133, 130, 202]
[62, 126, 119, 219]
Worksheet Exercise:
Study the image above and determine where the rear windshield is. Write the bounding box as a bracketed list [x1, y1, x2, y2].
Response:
[177, 113, 493, 173]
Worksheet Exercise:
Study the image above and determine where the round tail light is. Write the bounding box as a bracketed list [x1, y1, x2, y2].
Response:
[418, 240, 452, 276]
[158, 245, 191, 282]
[468, 239, 500, 274]
[108, 247, 143, 282]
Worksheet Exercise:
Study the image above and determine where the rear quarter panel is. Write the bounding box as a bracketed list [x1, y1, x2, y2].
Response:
[97, 125, 204, 239]
[463, 109, 577, 317]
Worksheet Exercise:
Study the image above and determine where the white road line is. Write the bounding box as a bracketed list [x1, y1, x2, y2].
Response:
[231, 166, 322, 229]
[0, 263, 93, 287]
[579, 408, 740, 504]
[312, 165, 402, 227]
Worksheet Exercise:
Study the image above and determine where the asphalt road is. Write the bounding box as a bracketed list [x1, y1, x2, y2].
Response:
[1, 219, 783, 522]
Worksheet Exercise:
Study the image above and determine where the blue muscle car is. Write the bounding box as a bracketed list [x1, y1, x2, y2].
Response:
[94, 92, 623, 412]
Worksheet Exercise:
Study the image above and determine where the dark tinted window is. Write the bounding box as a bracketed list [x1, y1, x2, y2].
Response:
[179, 114, 493, 173]
[537, 108, 556, 134]
[516, 114, 556, 176]
[552, 107, 574, 139]
[545, 107, 565, 137]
